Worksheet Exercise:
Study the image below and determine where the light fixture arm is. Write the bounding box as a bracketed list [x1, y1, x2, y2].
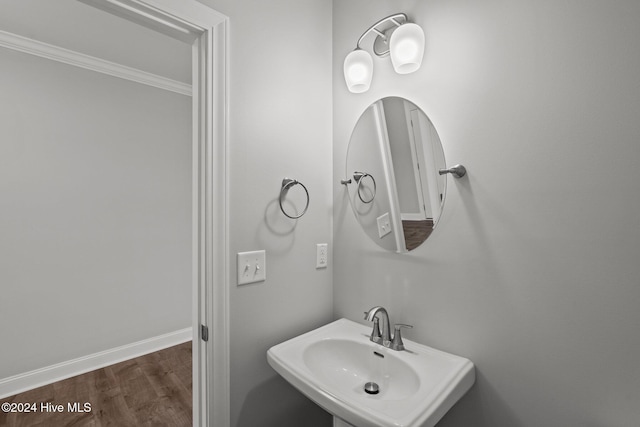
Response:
[355, 13, 407, 54]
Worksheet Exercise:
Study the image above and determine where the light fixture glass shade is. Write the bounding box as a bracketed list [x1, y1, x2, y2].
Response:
[389, 23, 425, 74]
[343, 49, 373, 93]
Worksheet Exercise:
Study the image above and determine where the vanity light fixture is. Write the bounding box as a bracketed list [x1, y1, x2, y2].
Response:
[343, 13, 425, 93]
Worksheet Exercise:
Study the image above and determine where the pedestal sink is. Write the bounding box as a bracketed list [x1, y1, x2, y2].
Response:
[267, 318, 475, 427]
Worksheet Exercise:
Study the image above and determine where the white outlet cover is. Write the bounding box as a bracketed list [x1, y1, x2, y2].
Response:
[316, 243, 328, 269]
[237, 250, 266, 285]
[377, 212, 392, 238]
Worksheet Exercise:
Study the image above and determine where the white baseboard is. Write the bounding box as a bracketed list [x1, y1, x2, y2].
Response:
[0, 327, 192, 399]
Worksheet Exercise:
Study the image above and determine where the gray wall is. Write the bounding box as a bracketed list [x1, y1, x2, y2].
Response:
[0, 47, 191, 376]
[196, 1, 334, 426]
[333, 1, 640, 426]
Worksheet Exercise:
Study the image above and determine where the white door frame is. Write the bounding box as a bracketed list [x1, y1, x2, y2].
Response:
[78, 1, 229, 425]
[403, 102, 429, 221]
[372, 101, 407, 253]
[414, 111, 443, 227]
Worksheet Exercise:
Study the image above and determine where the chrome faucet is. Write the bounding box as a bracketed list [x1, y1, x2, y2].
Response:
[364, 306, 413, 351]
[364, 306, 392, 346]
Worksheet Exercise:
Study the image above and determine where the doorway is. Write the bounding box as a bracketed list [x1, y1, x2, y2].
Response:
[0, 1, 228, 425]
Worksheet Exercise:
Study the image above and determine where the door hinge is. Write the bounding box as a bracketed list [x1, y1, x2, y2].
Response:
[201, 324, 209, 342]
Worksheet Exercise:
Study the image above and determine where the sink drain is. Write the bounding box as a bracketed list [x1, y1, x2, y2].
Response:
[364, 382, 380, 395]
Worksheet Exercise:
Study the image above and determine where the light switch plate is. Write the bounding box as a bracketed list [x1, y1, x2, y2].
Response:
[237, 250, 266, 285]
[377, 212, 392, 238]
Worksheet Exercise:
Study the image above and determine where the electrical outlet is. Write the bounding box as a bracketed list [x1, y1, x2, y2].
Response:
[316, 243, 328, 269]
[377, 212, 392, 238]
[237, 250, 266, 285]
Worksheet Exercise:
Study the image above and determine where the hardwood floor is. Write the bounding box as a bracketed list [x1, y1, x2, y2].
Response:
[402, 219, 434, 251]
[0, 342, 192, 427]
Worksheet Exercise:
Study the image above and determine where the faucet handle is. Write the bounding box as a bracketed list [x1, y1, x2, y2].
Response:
[391, 324, 413, 351]
[394, 324, 413, 335]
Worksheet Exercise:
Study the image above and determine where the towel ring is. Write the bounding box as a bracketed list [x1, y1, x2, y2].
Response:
[279, 178, 310, 219]
[353, 172, 376, 204]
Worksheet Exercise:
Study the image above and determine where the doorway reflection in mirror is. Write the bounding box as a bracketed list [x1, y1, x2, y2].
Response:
[346, 97, 446, 252]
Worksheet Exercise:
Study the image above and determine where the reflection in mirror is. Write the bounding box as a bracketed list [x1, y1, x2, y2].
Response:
[346, 97, 446, 253]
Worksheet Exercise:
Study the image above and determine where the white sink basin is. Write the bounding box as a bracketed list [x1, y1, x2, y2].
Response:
[267, 318, 475, 427]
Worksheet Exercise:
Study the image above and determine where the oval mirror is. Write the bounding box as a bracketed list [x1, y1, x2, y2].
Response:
[345, 97, 446, 253]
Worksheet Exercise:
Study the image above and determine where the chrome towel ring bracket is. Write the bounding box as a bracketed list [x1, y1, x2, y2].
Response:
[438, 164, 467, 178]
[279, 178, 310, 219]
[353, 172, 376, 204]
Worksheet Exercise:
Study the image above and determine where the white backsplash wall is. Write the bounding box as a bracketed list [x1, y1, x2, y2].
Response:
[197, 1, 334, 426]
[333, 1, 640, 426]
